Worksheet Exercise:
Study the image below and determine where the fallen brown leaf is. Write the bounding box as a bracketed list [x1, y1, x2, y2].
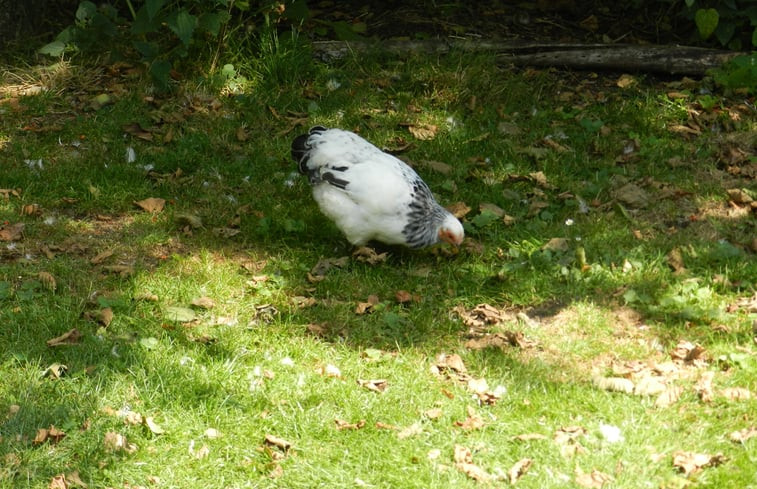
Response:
[612, 182, 649, 208]
[672, 450, 726, 476]
[98, 307, 114, 327]
[721, 387, 752, 400]
[315, 364, 342, 378]
[695, 371, 715, 402]
[432, 353, 468, 376]
[397, 422, 423, 439]
[48, 474, 67, 489]
[424, 408, 443, 420]
[406, 123, 438, 141]
[633, 376, 667, 397]
[90, 249, 114, 264]
[447, 201, 472, 218]
[46, 329, 82, 347]
[264, 434, 292, 452]
[191, 296, 216, 309]
[352, 246, 388, 264]
[655, 385, 683, 408]
[0, 222, 24, 241]
[593, 376, 634, 394]
[0, 188, 21, 200]
[134, 197, 166, 213]
[43, 363, 68, 379]
[453, 303, 507, 329]
[21, 203, 41, 216]
[575, 467, 613, 488]
[508, 458, 533, 484]
[454, 406, 485, 431]
[465, 331, 537, 350]
[355, 295, 380, 315]
[65, 470, 87, 488]
[103, 431, 133, 452]
[309, 256, 349, 280]
[357, 378, 388, 393]
[453, 444, 472, 464]
[452, 446, 490, 482]
[395, 290, 413, 303]
[334, 419, 366, 430]
[728, 426, 757, 443]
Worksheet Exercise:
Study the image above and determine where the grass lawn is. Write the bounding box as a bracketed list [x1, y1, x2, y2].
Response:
[1, 35, 756, 489]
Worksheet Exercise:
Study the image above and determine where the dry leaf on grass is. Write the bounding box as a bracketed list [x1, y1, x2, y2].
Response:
[0, 222, 24, 241]
[453, 445, 490, 483]
[0, 188, 21, 200]
[315, 364, 342, 378]
[308, 256, 349, 282]
[352, 246, 388, 264]
[334, 419, 366, 430]
[672, 450, 727, 476]
[593, 376, 634, 394]
[395, 290, 414, 303]
[406, 123, 439, 141]
[264, 434, 292, 452]
[48, 474, 67, 489]
[90, 249, 114, 264]
[655, 385, 684, 408]
[355, 295, 380, 314]
[447, 201, 472, 218]
[33, 426, 66, 445]
[64, 470, 87, 488]
[43, 363, 68, 379]
[612, 182, 649, 208]
[508, 458, 533, 484]
[631, 375, 667, 396]
[357, 379, 387, 393]
[454, 406, 485, 431]
[729, 426, 757, 443]
[453, 303, 507, 328]
[424, 408, 443, 420]
[670, 340, 707, 365]
[38, 271, 56, 291]
[191, 296, 216, 309]
[575, 467, 614, 488]
[134, 197, 166, 213]
[189, 441, 210, 459]
[721, 387, 752, 400]
[465, 330, 537, 350]
[431, 353, 468, 377]
[667, 248, 687, 274]
[397, 422, 423, 439]
[695, 371, 715, 402]
[46, 329, 82, 347]
[103, 431, 136, 453]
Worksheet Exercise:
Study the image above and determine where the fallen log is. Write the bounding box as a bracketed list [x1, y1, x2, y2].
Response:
[311, 39, 744, 76]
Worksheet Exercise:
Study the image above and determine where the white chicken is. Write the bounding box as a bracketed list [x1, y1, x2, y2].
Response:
[291, 126, 464, 248]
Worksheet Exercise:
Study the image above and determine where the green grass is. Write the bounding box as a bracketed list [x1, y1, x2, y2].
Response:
[1, 37, 756, 489]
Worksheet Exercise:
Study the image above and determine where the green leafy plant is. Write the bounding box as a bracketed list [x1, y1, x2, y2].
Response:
[712, 53, 757, 93]
[40, 0, 239, 89]
[682, 0, 757, 49]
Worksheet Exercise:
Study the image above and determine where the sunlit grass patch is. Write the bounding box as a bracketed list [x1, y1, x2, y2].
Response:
[1, 37, 756, 489]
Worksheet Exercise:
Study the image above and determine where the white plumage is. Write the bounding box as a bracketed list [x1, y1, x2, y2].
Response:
[291, 126, 464, 248]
